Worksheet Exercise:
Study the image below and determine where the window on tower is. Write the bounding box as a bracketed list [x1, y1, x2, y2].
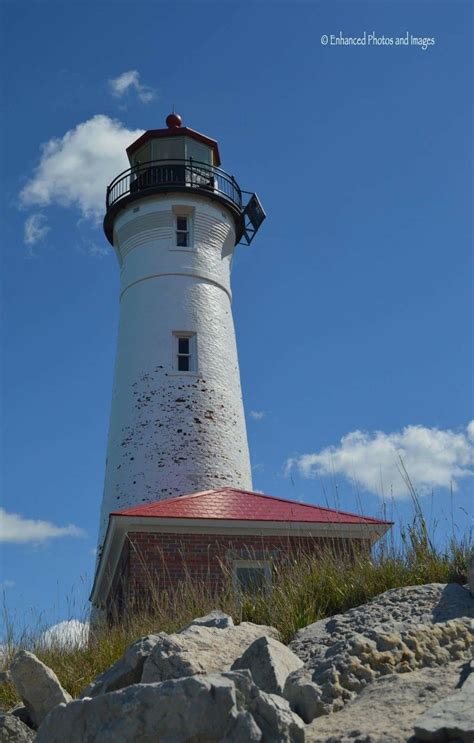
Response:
[173, 332, 197, 372]
[176, 215, 189, 247]
[171, 205, 194, 251]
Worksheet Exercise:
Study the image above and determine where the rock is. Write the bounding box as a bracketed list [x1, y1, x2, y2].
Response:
[413, 670, 474, 742]
[305, 662, 462, 742]
[0, 671, 11, 685]
[284, 619, 473, 723]
[141, 621, 280, 683]
[178, 609, 234, 632]
[232, 635, 304, 694]
[79, 634, 161, 698]
[36, 670, 305, 742]
[9, 650, 72, 727]
[8, 705, 33, 728]
[290, 583, 474, 667]
[0, 713, 35, 742]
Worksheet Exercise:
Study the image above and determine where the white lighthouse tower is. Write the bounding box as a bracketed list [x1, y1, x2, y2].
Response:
[96, 112, 265, 554]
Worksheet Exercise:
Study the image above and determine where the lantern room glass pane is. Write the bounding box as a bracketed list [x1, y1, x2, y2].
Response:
[133, 144, 152, 166]
[186, 139, 212, 165]
[151, 137, 185, 161]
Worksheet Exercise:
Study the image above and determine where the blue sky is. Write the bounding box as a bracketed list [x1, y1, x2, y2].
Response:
[1, 1, 472, 639]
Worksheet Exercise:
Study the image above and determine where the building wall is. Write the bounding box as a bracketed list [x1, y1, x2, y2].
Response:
[106, 530, 369, 620]
[97, 194, 252, 554]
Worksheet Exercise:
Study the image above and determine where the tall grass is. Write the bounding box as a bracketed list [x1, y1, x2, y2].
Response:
[0, 494, 471, 711]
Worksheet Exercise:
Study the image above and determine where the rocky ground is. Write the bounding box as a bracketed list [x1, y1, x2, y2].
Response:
[0, 580, 473, 742]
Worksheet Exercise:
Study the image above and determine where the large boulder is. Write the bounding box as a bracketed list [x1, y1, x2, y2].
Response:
[290, 583, 474, 667]
[305, 661, 463, 743]
[284, 619, 473, 723]
[80, 634, 161, 698]
[232, 635, 304, 695]
[36, 670, 305, 743]
[141, 621, 279, 683]
[413, 670, 474, 742]
[9, 650, 72, 727]
[178, 609, 234, 632]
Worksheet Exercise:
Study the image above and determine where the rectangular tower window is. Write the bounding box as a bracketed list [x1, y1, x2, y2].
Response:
[176, 216, 189, 247]
[173, 332, 197, 372]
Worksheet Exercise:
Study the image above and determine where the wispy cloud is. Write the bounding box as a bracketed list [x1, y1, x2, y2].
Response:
[109, 70, 156, 103]
[77, 237, 110, 259]
[250, 410, 265, 421]
[20, 115, 144, 223]
[0, 508, 85, 544]
[40, 620, 89, 649]
[0, 580, 15, 590]
[285, 422, 474, 499]
[24, 213, 50, 246]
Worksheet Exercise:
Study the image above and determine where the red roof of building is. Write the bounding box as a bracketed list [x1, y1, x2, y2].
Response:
[112, 488, 391, 525]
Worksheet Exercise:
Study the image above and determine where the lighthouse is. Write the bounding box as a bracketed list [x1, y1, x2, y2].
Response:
[96, 112, 266, 555]
[90, 113, 392, 620]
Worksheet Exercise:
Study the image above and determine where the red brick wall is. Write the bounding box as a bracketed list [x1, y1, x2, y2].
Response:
[107, 530, 368, 618]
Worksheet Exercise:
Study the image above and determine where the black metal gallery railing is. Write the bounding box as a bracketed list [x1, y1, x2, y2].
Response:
[106, 159, 243, 212]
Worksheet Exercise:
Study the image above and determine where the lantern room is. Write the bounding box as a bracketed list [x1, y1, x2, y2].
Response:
[126, 112, 221, 168]
[103, 112, 265, 247]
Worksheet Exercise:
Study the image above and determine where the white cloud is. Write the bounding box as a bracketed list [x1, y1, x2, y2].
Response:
[0, 508, 85, 544]
[40, 620, 89, 649]
[24, 213, 50, 246]
[109, 70, 155, 103]
[467, 421, 474, 441]
[286, 422, 474, 499]
[250, 410, 265, 420]
[20, 115, 144, 222]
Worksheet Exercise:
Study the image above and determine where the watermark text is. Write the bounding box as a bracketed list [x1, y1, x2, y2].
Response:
[320, 32, 435, 50]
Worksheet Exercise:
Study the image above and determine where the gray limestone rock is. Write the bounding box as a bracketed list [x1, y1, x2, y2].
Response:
[0, 713, 36, 742]
[413, 670, 474, 742]
[8, 705, 33, 728]
[141, 621, 280, 683]
[178, 609, 234, 632]
[290, 583, 474, 668]
[36, 670, 305, 743]
[9, 650, 72, 727]
[79, 633, 161, 698]
[305, 662, 462, 743]
[232, 635, 304, 694]
[284, 619, 473, 723]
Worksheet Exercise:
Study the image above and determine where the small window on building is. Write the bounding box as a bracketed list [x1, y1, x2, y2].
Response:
[233, 560, 271, 595]
[173, 332, 197, 372]
[176, 215, 189, 247]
